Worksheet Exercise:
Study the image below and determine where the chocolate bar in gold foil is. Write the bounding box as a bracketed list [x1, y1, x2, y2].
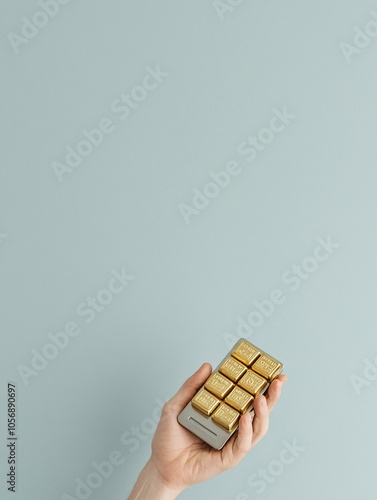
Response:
[178, 339, 283, 449]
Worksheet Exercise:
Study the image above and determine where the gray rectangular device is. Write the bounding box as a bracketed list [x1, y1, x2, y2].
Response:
[177, 338, 284, 450]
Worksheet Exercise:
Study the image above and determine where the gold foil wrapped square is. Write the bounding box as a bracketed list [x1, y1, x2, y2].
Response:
[225, 386, 254, 413]
[252, 354, 282, 381]
[205, 372, 234, 399]
[231, 340, 260, 366]
[219, 357, 247, 382]
[191, 389, 220, 416]
[238, 370, 268, 396]
[211, 403, 240, 430]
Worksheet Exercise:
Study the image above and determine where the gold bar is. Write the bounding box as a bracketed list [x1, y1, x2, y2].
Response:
[251, 354, 282, 381]
[231, 340, 261, 367]
[191, 389, 221, 416]
[219, 357, 247, 382]
[211, 403, 240, 431]
[238, 370, 268, 396]
[205, 372, 234, 399]
[225, 386, 254, 413]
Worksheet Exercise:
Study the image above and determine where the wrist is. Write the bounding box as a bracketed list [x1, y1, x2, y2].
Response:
[128, 459, 183, 500]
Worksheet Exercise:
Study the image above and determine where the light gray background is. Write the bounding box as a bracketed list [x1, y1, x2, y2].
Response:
[1, 1, 377, 499]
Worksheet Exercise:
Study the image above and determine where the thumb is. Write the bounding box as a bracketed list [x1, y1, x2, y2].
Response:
[167, 362, 212, 414]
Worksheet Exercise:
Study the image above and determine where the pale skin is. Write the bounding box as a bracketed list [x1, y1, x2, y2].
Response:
[129, 362, 288, 499]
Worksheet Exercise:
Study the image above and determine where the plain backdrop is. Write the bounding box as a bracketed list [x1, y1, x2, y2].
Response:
[1, 1, 377, 499]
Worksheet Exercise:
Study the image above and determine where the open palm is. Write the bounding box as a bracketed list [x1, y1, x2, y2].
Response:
[149, 363, 288, 491]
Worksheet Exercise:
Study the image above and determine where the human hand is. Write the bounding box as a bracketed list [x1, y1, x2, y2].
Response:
[128, 362, 287, 499]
